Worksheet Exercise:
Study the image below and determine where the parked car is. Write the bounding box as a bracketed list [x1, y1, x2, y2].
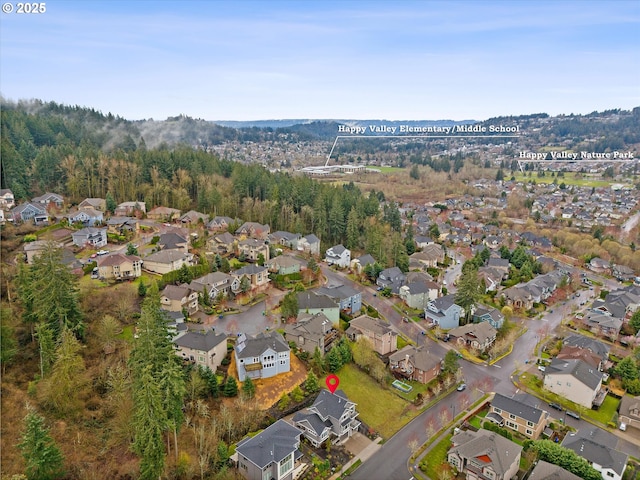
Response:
[97, 249, 109, 256]
[549, 402, 563, 411]
[457, 383, 466, 391]
[619, 422, 627, 431]
[537, 365, 546, 372]
[566, 410, 580, 420]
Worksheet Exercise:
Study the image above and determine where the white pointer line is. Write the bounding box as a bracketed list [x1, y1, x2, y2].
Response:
[326, 134, 520, 166]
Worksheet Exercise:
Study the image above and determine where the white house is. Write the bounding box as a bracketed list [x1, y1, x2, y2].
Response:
[325, 244, 351, 268]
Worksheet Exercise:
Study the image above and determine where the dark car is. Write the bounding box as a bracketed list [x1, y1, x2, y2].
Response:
[566, 410, 580, 420]
[549, 402, 563, 411]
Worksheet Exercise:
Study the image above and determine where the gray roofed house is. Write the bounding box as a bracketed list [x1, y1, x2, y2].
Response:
[528, 460, 582, 480]
[207, 215, 238, 231]
[158, 232, 189, 252]
[487, 257, 510, 272]
[78, 197, 106, 211]
[346, 315, 397, 355]
[316, 284, 361, 315]
[189, 271, 239, 300]
[293, 389, 360, 447]
[350, 254, 376, 273]
[268, 231, 301, 249]
[489, 393, 548, 439]
[583, 310, 623, 340]
[233, 264, 270, 289]
[448, 428, 522, 480]
[297, 234, 320, 256]
[180, 210, 209, 224]
[448, 321, 497, 352]
[236, 221, 270, 239]
[296, 291, 339, 323]
[284, 313, 337, 356]
[325, 244, 351, 268]
[543, 358, 603, 408]
[376, 266, 406, 294]
[236, 419, 303, 480]
[266, 255, 302, 275]
[174, 330, 227, 371]
[563, 334, 610, 363]
[144, 249, 195, 275]
[619, 395, 640, 431]
[71, 227, 107, 248]
[424, 294, 463, 329]
[562, 427, 628, 480]
[235, 332, 290, 381]
[472, 305, 505, 329]
[399, 281, 438, 309]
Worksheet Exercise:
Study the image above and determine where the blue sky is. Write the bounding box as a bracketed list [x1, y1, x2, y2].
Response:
[1, 0, 639, 121]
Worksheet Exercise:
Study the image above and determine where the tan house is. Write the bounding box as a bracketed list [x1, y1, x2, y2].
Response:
[147, 206, 181, 222]
[144, 249, 195, 275]
[346, 315, 397, 355]
[389, 345, 441, 384]
[488, 393, 549, 440]
[448, 429, 522, 480]
[174, 330, 227, 371]
[207, 232, 236, 255]
[23, 240, 64, 265]
[448, 322, 497, 352]
[283, 312, 337, 356]
[106, 216, 139, 235]
[78, 197, 105, 211]
[618, 395, 640, 432]
[236, 221, 270, 239]
[160, 284, 199, 314]
[97, 253, 142, 281]
[238, 238, 270, 262]
[114, 201, 146, 216]
[233, 264, 270, 290]
[543, 358, 603, 408]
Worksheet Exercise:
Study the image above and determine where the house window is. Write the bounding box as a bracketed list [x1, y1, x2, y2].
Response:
[606, 472, 614, 478]
[509, 414, 516, 420]
[506, 421, 518, 430]
[279, 453, 293, 476]
[526, 429, 533, 436]
[527, 421, 534, 427]
[449, 456, 459, 468]
[493, 407, 502, 414]
[198, 356, 205, 363]
[262, 468, 271, 480]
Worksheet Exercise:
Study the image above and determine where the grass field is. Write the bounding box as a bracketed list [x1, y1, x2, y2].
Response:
[376, 166, 406, 173]
[324, 364, 417, 438]
[422, 433, 452, 480]
[511, 172, 630, 188]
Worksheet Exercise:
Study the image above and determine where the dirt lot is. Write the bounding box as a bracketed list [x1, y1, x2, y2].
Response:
[229, 353, 308, 409]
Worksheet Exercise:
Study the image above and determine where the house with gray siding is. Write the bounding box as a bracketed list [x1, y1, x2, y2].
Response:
[472, 305, 505, 330]
[236, 419, 303, 480]
[296, 291, 339, 324]
[174, 330, 227, 372]
[72, 227, 108, 248]
[235, 332, 290, 381]
[316, 284, 361, 315]
[297, 234, 320, 256]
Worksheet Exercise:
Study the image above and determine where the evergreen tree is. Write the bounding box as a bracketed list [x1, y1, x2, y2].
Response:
[346, 207, 360, 250]
[126, 243, 139, 256]
[404, 224, 416, 255]
[242, 377, 255, 400]
[137, 279, 147, 297]
[0, 308, 17, 375]
[455, 264, 483, 324]
[18, 404, 65, 480]
[305, 370, 319, 393]
[177, 263, 193, 284]
[199, 365, 219, 398]
[35, 322, 56, 379]
[280, 291, 299, 320]
[326, 347, 343, 373]
[105, 192, 117, 214]
[223, 376, 238, 397]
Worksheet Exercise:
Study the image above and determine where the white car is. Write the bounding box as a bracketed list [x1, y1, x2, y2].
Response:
[97, 250, 109, 256]
[619, 422, 627, 431]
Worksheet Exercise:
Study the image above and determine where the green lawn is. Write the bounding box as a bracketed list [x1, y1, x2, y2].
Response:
[377, 166, 406, 173]
[468, 409, 488, 429]
[421, 433, 452, 480]
[117, 325, 135, 343]
[324, 364, 416, 439]
[511, 172, 628, 188]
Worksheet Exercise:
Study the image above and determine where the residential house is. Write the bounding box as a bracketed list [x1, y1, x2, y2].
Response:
[236, 419, 302, 480]
[346, 315, 397, 355]
[190, 272, 239, 300]
[488, 393, 548, 440]
[207, 216, 239, 232]
[500, 271, 565, 310]
[618, 395, 640, 432]
[293, 389, 360, 447]
[350, 254, 376, 274]
[424, 295, 463, 329]
[528, 461, 582, 480]
[158, 232, 189, 252]
[106, 216, 139, 235]
[376, 267, 406, 294]
[389, 345, 441, 384]
[31, 192, 64, 209]
[236, 221, 270, 239]
[0, 189, 15, 210]
[23, 240, 63, 265]
[238, 238, 270, 262]
[487, 257, 510, 275]
[114, 201, 146, 216]
[297, 234, 320, 256]
[284, 313, 337, 356]
[543, 358, 603, 408]
[174, 330, 227, 371]
[268, 231, 301, 249]
[234, 332, 290, 381]
[325, 244, 351, 268]
[414, 235, 433, 249]
[297, 291, 340, 324]
[180, 210, 209, 225]
[409, 248, 443, 270]
[67, 208, 103, 227]
[144, 249, 194, 275]
[97, 253, 142, 281]
[589, 257, 611, 274]
[233, 264, 270, 290]
[447, 428, 522, 480]
[556, 345, 605, 371]
[448, 322, 497, 352]
[78, 197, 105, 211]
[160, 284, 199, 315]
[598, 285, 640, 319]
[10, 202, 47, 224]
[478, 266, 505, 292]
[613, 264, 635, 282]
[316, 284, 361, 315]
[562, 427, 628, 480]
[71, 227, 107, 248]
[207, 231, 236, 255]
[147, 206, 181, 222]
[583, 311, 623, 340]
[399, 281, 438, 309]
[266, 256, 302, 275]
[472, 305, 505, 330]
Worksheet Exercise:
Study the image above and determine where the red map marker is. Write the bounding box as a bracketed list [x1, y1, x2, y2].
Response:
[326, 374, 340, 394]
